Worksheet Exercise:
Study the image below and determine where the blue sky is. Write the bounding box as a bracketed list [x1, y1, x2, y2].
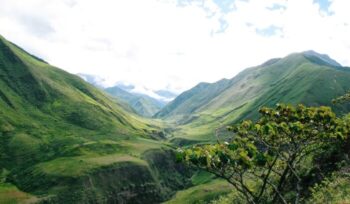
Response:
[180, 0, 334, 37]
[314, 0, 332, 12]
[222, 0, 329, 13]
[211, 0, 331, 14]
[0, 0, 349, 96]
[212, 0, 236, 13]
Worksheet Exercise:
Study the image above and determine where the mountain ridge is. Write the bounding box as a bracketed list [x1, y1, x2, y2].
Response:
[78, 73, 172, 117]
[78, 73, 178, 103]
[156, 51, 350, 142]
[302, 50, 342, 67]
[105, 85, 165, 117]
[0, 35, 192, 203]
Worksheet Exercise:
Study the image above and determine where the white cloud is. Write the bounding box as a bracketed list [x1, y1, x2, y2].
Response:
[0, 0, 349, 93]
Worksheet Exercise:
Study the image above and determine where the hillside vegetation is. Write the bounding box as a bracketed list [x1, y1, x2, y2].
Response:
[156, 51, 350, 143]
[2, 33, 350, 203]
[0, 35, 191, 203]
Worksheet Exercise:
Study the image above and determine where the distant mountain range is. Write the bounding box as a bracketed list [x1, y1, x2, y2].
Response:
[104, 85, 165, 117]
[156, 50, 350, 142]
[78, 73, 177, 117]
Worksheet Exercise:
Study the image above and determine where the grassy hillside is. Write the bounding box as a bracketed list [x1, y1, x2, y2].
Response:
[3, 32, 350, 203]
[164, 171, 232, 204]
[105, 85, 165, 117]
[155, 80, 232, 119]
[164, 179, 232, 204]
[0, 35, 191, 203]
[157, 52, 350, 143]
[0, 183, 38, 204]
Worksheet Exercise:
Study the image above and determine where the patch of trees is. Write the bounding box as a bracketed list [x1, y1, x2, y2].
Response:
[178, 104, 350, 203]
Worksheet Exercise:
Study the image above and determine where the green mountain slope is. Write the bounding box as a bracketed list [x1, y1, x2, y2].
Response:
[105, 86, 165, 117]
[0, 36, 155, 135]
[154, 80, 232, 119]
[156, 51, 350, 142]
[0, 35, 191, 203]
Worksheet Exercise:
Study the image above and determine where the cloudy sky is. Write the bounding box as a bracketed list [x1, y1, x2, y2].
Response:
[0, 0, 349, 94]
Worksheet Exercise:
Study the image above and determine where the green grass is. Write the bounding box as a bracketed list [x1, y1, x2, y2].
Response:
[33, 137, 163, 178]
[164, 179, 232, 204]
[191, 171, 216, 186]
[0, 183, 38, 204]
[209, 190, 243, 204]
[32, 154, 148, 179]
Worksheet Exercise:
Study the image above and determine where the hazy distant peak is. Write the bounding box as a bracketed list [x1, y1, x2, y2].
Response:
[302, 50, 341, 67]
[155, 90, 178, 99]
[115, 82, 135, 92]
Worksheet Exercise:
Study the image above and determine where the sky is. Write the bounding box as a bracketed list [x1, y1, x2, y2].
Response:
[0, 0, 349, 95]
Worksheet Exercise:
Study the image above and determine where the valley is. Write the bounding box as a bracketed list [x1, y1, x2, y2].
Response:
[0, 35, 190, 203]
[157, 51, 350, 146]
[1, 34, 350, 203]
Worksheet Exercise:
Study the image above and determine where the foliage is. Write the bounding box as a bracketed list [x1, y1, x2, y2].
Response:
[332, 90, 350, 104]
[178, 104, 350, 203]
[307, 171, 350, 203]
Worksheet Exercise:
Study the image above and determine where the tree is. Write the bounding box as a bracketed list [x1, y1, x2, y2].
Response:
[332, 91, 350, 104]
[177, 104, 350, 204]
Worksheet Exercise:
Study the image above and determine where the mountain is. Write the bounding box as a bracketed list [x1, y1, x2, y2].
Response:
[3, 33, 350, 203]
[0, 35, 191, 203]
[156, 51, 350, 143]
[113, 83, 178, 103]
[303, 50, 341, 67]
[77, 74, 172, 117]
[155, 80, 232, 118]
[114, 82, 135, 92]
[155, 90, 178, 100]
[76, 73, 107, 88]
[105, 85, 165, 117]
